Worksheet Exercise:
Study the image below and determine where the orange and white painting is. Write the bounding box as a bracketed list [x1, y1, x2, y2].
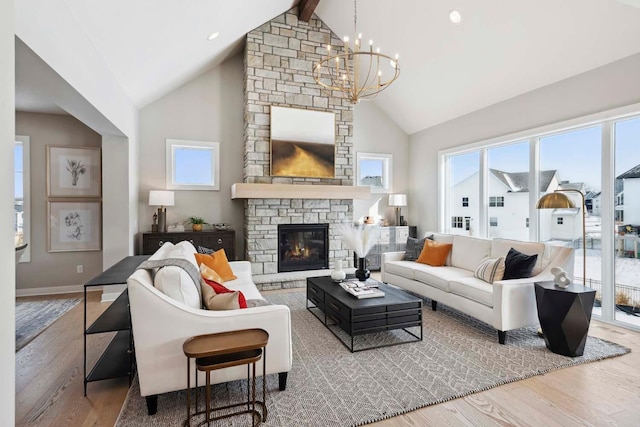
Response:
[270, 106, 335, 178]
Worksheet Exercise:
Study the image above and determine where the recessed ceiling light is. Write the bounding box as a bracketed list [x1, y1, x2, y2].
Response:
[449, 10, 462, 24]
[207, 32, 220, 41]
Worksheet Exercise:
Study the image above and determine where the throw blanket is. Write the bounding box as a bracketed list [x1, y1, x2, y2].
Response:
[137, 258, 202, 303]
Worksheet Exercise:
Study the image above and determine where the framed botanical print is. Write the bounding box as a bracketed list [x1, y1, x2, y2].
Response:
[47, 146, 101, 197]
[48, 200, 102, 252]
[356, 152, 393, 193]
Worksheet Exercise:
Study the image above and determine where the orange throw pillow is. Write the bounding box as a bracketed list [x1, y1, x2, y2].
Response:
[194, 249, 237, 281]
[199, 263, 225, 284]
[416, 240, 453, 267]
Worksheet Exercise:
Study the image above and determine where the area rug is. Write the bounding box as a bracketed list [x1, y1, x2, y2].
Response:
[15, 298, 81, 352]
[116, 292, 629, 426]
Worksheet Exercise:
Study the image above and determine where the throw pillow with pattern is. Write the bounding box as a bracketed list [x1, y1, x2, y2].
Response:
[474, 257, 505, 284]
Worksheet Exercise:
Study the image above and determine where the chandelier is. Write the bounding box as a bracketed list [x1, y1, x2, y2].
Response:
[313, 0, 400, 103]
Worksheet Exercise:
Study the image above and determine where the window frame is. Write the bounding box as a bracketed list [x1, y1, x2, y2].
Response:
[165, 139, 220, 191]
[462, 196, 469, 207]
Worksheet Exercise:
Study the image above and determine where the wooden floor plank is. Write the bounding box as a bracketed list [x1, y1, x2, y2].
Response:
[15, 290, 640, 426]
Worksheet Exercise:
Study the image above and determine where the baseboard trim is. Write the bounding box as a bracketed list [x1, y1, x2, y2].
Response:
[16, 285, 101, 297]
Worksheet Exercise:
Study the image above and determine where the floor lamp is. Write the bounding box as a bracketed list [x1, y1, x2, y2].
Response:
[536, 189, 586, 286]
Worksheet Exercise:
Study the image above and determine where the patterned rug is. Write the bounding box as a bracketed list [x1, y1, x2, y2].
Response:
[15, 298, 81, 352]
[116, 291, 629, 426]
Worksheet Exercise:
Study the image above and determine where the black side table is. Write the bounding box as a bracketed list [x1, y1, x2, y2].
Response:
[535, 281, 596, 357]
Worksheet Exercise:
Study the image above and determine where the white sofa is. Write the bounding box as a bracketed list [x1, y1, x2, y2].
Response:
[382, 233, 575, 344]
[127, 241, 292, 415]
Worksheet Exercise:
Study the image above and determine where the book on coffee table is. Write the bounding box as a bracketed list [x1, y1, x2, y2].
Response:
[339, 281, 385, 299]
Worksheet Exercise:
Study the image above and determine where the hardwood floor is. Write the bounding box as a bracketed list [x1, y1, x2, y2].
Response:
[16, 291, 640, 426]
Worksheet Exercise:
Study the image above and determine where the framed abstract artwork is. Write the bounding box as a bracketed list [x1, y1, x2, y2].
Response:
[356, 152, 393, 193]
[270, 106, 335, 178]
[48, 200, 102, 252]
[47, 146, 101, 197]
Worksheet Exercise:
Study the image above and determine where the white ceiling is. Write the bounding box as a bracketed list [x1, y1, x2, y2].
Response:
[21, 0, 640, 135]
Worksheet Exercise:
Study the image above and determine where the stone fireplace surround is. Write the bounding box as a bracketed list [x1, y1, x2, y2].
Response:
[240, 7, 362, 290]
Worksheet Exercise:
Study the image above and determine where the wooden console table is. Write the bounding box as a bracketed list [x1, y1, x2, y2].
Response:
[83, 255, 149, 395]
[142, 229, 235, 259]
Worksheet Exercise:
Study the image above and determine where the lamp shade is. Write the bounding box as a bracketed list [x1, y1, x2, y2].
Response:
[536, 192, 575, 209]
[149, 190, 174, 207]
[388, 194, 407, 207]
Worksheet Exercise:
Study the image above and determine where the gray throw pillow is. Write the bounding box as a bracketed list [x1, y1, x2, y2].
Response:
[404, 235, 434, 261]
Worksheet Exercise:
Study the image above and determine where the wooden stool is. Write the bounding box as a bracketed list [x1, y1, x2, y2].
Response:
[183, 329, 269, 426]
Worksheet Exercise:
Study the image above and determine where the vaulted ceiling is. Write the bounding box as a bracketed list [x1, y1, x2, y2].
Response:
[16, 0, 640, 135]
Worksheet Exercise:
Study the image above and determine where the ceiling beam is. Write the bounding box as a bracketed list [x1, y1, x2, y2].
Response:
[298, 0, 320, 22]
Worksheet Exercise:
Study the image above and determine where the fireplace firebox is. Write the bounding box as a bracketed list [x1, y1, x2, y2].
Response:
[278, 224, 329, 272]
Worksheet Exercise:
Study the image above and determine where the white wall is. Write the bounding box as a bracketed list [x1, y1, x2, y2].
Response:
[353, 102, 410, 224]
[0, 0, 15, 421]
[138, 54, 245, 255]
[409, 53, 640, 235]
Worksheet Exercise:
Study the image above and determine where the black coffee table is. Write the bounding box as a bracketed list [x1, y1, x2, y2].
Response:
[306, 276, 423, 352]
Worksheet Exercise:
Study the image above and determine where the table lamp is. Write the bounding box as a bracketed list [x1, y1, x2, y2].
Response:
[536, 189, 586, 286]
[389, 194, 407, 226]
[149, 190, 174, 233]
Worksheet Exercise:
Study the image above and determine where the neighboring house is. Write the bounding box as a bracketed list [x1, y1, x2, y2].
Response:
[617, 163, 640, 226]
[587, 191, 601, 216]
[450, 169, 584, 241]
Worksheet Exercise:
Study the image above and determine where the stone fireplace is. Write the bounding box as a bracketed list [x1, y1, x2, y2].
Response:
[239, 7, 362, 289]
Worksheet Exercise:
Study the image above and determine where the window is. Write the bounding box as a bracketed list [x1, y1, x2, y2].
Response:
[15, 136, 30, 262]
[614, 116, 640, 325]
[557, 217, 564, 225]
[489, 196, 504, 207]
[451, 216, 463, 228]
[356, 152, 393, 193]
[166, 139, 220, 190]
[465, 217, 471, 231]
[490, 217, 498, 227]
[448, 152, 479, 235]
[526, 218, 529, 228]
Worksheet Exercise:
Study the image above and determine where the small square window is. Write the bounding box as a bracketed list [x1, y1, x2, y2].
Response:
[490, 217, 498, 227]
[557, 217, 564, 225]
[462, 197, 469, 207]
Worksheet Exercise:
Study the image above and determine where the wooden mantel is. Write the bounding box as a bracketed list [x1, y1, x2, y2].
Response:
[231, 183, 371, 200]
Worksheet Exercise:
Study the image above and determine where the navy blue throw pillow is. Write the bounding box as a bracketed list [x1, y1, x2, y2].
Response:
[503, 247, 538, 280]
[197, 245, 215, 254]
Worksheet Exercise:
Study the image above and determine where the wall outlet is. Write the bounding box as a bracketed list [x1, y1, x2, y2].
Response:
[76, 265, 83, 274]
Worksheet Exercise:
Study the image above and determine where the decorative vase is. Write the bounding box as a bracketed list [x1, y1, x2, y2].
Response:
[355, 257, 370, 281]
[192, 223, 203, 232]
[331, 259, 346, 282]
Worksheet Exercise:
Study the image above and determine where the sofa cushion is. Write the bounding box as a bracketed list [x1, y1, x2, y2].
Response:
[195, 249, 237, 281]
[449, 277, 494, 308]
[490, 238, 546, 276]
[385, 260, 418, 280]
[451, 235, 491, 272]
[201, 278, 247, 310]
[429, 233, 454, 265]
[404, 235, 433, 261]
[474, 257, 505, 284]
[503, 248, 538, 280]
[414, 265, 473, 293]
[153, 245, 201, 309]
[417, 240, 453, 266]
